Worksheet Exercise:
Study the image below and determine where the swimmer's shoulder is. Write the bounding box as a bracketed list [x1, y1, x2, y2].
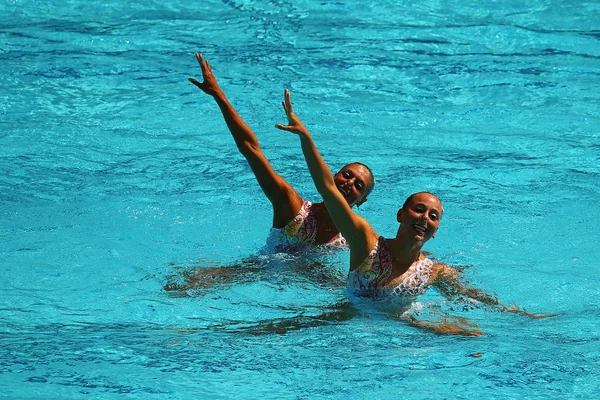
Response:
[429, 261, 458, 284]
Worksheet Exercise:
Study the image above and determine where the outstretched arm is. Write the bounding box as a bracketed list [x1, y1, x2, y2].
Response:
[275, 90, 373, 251]
[400, 314, 485, 336]
[189, 54, 301, 227]
[430, 264, 557, 319]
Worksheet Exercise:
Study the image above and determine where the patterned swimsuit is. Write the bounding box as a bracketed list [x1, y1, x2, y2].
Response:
[347, 236, 433, 301]
[266, 200, 347, 252]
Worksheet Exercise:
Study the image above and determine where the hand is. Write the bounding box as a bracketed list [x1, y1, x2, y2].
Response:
[274, 89, 310, 136]
[401, 314, 485, 337]
[503, 304, 559, 319]
[188, 53, 221, 96]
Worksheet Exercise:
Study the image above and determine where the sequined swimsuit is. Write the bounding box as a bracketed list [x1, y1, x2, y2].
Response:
[266, 200, 347, 252]
[347, 236, 433, 301]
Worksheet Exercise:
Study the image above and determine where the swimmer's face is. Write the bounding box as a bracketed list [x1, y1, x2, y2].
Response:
[333, 163, 373, 207]
[397, 192, 443, 242]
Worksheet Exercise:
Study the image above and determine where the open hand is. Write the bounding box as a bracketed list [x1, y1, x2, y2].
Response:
[275, 89, 309, 136]
[188, 53, 221, 96]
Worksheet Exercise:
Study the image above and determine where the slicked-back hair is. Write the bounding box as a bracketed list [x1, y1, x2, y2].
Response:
[401, 191, 444, 217]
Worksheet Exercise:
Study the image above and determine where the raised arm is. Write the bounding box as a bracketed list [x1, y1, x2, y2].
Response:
[275, 90, 374, 252]
[189, 54, 301, 227]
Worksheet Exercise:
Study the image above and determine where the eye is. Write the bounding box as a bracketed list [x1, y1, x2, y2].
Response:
[430, 213, 439, 221]
[343, 171, 351, 178]
[355, 181, 364, 191]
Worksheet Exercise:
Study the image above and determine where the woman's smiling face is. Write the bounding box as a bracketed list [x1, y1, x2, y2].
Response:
[333, 163, 373, 207]
[398, 192, 443, 242]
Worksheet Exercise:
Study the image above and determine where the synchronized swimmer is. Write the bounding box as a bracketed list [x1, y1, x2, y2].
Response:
[175, 54, 555, 336]
[275, 88, 555, 335]
[188, 53, 375, 253]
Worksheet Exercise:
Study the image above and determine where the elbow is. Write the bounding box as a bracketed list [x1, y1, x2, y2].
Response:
[237, 142, 261, 158]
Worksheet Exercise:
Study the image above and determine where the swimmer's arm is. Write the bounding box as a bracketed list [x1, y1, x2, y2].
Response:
[189, 54, 300, 223]
[398, 313, 484, 337]
[431, 264, 500, 305]
[275, 89, 372, 246]
[430, 264, 557, 319]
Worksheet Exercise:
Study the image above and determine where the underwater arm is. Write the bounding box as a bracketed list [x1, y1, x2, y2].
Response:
[399, 313, 484, 336]
[431, 264, 500, 304]
[430, 264, 557, 319]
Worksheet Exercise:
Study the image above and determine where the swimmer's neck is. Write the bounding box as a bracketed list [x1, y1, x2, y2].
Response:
[388, 236, 423, 267]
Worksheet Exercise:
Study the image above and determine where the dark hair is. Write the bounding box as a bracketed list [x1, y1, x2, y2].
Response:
[346, 162, 376, 197]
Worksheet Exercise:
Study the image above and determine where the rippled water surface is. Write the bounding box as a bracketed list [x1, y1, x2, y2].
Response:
[1, 0, 599, 398]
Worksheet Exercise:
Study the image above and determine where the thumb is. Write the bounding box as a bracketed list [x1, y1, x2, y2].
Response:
[188, 78, 202, 88]
[275, 124, 294, 131]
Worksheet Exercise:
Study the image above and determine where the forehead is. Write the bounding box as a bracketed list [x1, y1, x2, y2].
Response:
[342, 164, 371, 182]
[408, 193, 442, 210]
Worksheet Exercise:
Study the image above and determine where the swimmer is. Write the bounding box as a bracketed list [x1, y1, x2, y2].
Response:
[188, 54, 375, 252]
[275, 89, 555, 336]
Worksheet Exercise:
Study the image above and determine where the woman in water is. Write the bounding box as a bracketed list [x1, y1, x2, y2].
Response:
[164, 55, 375, 294]
[188, 54, 375, 252]
[275, 89, 554, 336]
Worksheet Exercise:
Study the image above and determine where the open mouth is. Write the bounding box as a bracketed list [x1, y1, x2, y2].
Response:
[337, 186, 348, 198]
[413, 223, 427, 235]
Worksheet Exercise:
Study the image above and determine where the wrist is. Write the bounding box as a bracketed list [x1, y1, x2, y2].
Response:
[212, 89, 226, 100]
[298, 130, 311, 140]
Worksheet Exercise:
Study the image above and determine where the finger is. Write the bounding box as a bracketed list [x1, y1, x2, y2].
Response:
[198, 53, 212, 77]
[188, 77, 202, 88]
[285, 89, 293, 111]
[195, 53, 202, 66]
[198, 54, 209, 75]
[274, 124, 293, 131]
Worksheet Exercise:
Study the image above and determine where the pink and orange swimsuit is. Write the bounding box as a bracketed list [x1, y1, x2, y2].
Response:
[347, 236, 434, 301]
[266, 200, 347, 253]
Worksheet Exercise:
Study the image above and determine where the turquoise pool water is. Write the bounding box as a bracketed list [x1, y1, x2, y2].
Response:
[1, 0, 599, 398]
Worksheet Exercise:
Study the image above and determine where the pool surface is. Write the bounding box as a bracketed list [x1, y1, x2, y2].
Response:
[1, 0, 599, 398]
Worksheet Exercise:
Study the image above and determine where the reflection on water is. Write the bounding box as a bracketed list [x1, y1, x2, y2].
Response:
[163, 253, 346, 296]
